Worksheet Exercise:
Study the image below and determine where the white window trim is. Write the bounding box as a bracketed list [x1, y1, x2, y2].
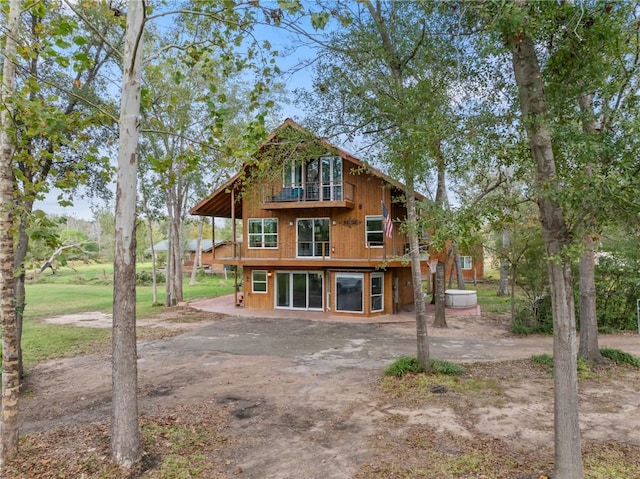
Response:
[296, 217, 330, 259]
[335, 272, 364, 314]
[247, 218, 278, 249]
[371, 273, 384, 312]
[460, 256, 473, 270]
[365, 215, 384, 248]
[252, 270, 268, 293]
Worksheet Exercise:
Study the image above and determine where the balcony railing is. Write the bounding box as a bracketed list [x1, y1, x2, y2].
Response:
[214, 240, 428, 263]
[261, 181, 355, 205]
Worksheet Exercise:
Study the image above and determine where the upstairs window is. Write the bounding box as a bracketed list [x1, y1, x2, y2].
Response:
[248, 218, 278, 248]
[365, 216, 384, 248]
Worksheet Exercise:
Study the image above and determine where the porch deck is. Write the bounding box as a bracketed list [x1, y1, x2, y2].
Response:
[189, 294, 480, 324]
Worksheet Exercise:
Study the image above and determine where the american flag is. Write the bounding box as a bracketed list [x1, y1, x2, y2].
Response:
[381, 201, 393, 238]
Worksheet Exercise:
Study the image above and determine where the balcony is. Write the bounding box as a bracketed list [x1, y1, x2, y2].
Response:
[211, 240, 428, 269]
[261, 181, 355, 210]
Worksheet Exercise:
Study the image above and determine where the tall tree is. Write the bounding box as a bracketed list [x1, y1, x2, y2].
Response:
[11, 0, 121, 377]
[292, 0, 471, 368]
[0, 0, 22, 467]
[111, 0, 145, 468]
[499, 4, 584, 476]
[541, 2, 640, 363]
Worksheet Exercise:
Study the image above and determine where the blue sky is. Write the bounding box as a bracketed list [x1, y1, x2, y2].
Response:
[35, 6, 319, 220]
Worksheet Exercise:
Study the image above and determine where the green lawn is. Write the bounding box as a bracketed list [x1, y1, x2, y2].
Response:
[24, 262, 235, 319]
[19, 263, 235, 366]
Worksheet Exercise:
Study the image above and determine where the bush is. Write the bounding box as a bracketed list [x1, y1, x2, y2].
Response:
[385, 356, 424, 377]
[531, 353, 554, 371]
[600, 348, 640, 368]
[512, 294, 554, 335]
[431, 358, 465, 376]
[384, 356, 464, 377]
[136, 270, 165, 286]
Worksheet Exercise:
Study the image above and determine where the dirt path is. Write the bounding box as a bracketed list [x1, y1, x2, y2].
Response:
[19, 309, 640, 478]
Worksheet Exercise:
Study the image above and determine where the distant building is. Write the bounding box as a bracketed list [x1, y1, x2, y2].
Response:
[149, 239, 241, 274]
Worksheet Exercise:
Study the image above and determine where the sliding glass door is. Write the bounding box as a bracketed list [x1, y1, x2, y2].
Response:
[275, 271, 324, 311]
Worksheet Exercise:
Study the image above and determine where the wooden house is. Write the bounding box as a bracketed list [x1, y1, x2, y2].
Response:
[190, 119, 428, 317]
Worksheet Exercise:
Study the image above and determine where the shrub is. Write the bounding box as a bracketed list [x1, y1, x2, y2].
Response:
[531, 353, 554, 371]
[384, 356, 464, 377]
[384, 356, 424, 377]
[512, 295, 553, 335]
[600, 348, 640, 368]
[431, 358, 465, 376]
[136, 270, 165, 286]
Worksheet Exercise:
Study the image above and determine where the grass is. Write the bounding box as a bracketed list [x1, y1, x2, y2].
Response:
[22, 321, 111, 366]
[600, 348, 640, 367]
[473, 283, 513, 315]
[24, 262, 235, 320]
[384, 356, 465, 377]
[17, 262, 235, 366]
[532, 349, 640, 379]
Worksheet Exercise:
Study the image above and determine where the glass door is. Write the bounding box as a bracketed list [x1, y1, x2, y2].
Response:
[275, 271, 324, 311]
[297, 219, 330, 257]
[292, 273, 308, 309]
[321, 156, 342, 201]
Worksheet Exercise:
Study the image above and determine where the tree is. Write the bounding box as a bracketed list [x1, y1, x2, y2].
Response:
[497, 228, 510, 296]
[111, 0, 145, 468]
[500, 6, 584, 477]
[11, 0, 121, 378]
[291, 0, 473, 368]
[109, 0, 282, 466]
[540, 3, 640, 363]
[0, 0, 22, 467]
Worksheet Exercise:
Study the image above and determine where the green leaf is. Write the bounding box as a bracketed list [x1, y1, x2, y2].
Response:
[310, 12, 330, 30]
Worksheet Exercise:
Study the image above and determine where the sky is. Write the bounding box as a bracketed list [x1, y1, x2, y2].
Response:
[34, 5, 318, 221]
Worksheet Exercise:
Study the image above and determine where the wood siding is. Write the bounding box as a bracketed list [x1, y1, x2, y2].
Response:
[241, 159, 409, 264]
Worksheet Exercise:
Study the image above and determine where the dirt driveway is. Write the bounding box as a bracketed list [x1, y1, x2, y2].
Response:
[20, 309, 640, 478]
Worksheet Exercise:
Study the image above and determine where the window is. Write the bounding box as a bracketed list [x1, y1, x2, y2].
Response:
[365, 216, 384, 247]
[284, 162, 303, 188]
[248, 218, 278, 248]
[320, 156, 342, 200]
[460, 256, 473, 270]
[252, 270, 267, 293]
[297, 218, 330, 257]
[335, 273, 363, 313]
[371, 273, 384, 312]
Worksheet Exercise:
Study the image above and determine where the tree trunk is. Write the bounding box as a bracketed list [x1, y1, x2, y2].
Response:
[578, 235, 603, 362]
[165, 207, 183, 306]
[111, 0, 144, 469]
[452, 241, 465, 289]
[497, 228, 510, 296]
[146, 213, 158, 305]
[13, 209, 31, 380]
[510, 31, 583, 479]
[189, 217, 204, 286]
[433, 261, 447, 328]
[433, 139, 448, 327]
[0, 0, 22, 467]
[577, 92, 603, 364]
[165, 180, 184, 306]
[405, 183, 430, 371]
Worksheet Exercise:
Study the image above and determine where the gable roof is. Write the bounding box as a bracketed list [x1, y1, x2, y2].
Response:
[148, 239, 243, 254]
[190, 118, 424, 218]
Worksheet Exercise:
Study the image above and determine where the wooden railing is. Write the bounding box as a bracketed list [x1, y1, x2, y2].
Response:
[213, 240, 429, 263]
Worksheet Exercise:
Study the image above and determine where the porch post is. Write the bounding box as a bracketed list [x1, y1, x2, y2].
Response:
[231, 188, 238, 307]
